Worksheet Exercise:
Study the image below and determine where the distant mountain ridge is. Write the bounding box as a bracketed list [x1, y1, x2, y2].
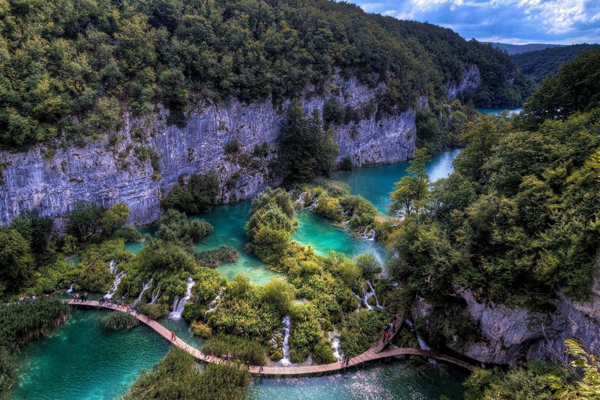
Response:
[487, 42, 563, 55]
[511, 44, 600, 84]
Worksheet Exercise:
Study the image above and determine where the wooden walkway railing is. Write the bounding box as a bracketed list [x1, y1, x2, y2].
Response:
[68, 300, 474, 374]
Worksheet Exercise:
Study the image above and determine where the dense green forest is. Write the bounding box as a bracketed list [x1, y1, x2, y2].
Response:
[387, 49, 600, 341]
[0, 0, 533, 148]
[512, 43, 600, 84]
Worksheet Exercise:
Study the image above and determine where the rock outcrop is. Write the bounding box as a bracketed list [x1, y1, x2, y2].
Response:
[414, 270, 600, 365]
[0, 76, 418, 226]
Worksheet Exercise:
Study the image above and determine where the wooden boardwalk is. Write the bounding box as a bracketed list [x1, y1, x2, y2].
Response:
[69, 300, 474, 375]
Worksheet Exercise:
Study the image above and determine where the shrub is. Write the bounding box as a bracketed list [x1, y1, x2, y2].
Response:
[202, 335, 267, 366]
[161, 171, 219, 214]
[339, 156, 354, 171]
[194, 246, 238, 268]
[101, 312, 140, 330]
[315, 195, 343, 221]
[114, 226, 143, 242]
[354, 253, 382, 280]
[190, 321, 212, 338]
[261, 278, 296, 315]
[224, 139, 241, 154]
[138, 303, 169, 319]
[312, 340, 336, 364]
[121, 348, 251, 400]
[156, 209, 213, 246]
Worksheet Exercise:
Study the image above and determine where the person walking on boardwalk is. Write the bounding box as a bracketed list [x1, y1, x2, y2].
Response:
[171, 331, 177, 341]
[345, 355, 350, 366]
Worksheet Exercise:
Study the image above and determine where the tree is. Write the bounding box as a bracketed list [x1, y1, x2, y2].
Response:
[279, 101, 339, 182]
[0, 228, 35, 295]
[389, 148, 431, 216]
[551, 339, 600, 399]
[261, 278, 296, 314]
[67, 201, 103, 242]
[100, 203, 130, 237]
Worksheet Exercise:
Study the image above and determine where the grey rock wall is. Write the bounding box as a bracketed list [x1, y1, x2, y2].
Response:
[0, 76, 417, 226]
[413, 271, 600, 365]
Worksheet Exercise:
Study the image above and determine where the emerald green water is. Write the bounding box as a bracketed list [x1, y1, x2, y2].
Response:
[14, 150, 461, 399]
[334, 149, 461, 213]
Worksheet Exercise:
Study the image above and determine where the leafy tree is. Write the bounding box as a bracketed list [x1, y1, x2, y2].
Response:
[279, 101, 339, 182]
[551, 339, 600, 399]
[100, 203, 130, 237]
[389, 148, 431, 216]
[261, 278, 296, 314]
[156, 209, 213, 246]
[0, 227, 35, 296]
[161, 171, 219, 214]
[67, 201, 103, 242]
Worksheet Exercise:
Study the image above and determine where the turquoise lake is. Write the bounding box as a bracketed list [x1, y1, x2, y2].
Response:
[12, 149, 462, 400]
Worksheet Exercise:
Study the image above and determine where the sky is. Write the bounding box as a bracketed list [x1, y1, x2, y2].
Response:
[353, 0, 600, 44]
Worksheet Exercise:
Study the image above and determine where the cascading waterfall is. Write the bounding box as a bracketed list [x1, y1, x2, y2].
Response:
[405, 319, 436, 364]
[367, 281, 385, 310]
[133, 278, 153, 306]
[105, 261, 125, 299]
[66, 283, 74, 293]
[204, 290, 224, 322]
[328, 331, 343, 362]
[169, 278, 196, 320]
[149, 283, 161, 305]
[358, 281, 385, 311]
[356, 228, 376, 241]
[280, 316, 292, 366]
[296, 192, 306, 204]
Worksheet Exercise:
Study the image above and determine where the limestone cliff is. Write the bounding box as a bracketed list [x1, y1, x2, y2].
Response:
[0, 76, 417, 226]
[413, 269, 600, 365]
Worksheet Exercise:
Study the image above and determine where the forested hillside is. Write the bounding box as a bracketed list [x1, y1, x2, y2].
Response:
[0, 0, 533, 148]
[512, 43, 600, 84]
[388, 50, 600, 344]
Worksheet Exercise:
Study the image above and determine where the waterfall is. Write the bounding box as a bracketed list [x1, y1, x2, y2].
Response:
[105, 262, 125, 299]
[169, 278, 196, 320]
[405, 319, 436, 364]
[356, 228, 376, 241]
[328, 331, 343, 362]
[362, 286, 374, 310]
[149, 283, 161, 304]
[296, 192, 306, 204]
[204, 290, 224, 322]
[367, 281, 385, 310]
[280, 316, 291, 366]
[352, 292, 362, 312]
[66, 283, 74, 293]
[133, 279, 153, 306]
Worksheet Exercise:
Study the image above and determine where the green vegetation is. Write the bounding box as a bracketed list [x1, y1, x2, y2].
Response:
[245, 188, 298, 265]
[65, 202, 131, 247]
[512, 44, 600, 85]
[0, 298, 70, 396]
[296, 179, 379, 234]
[518, 50, 600, 129]
[279, 101, 339, 182]
[156, 209, 213, 247]
[120, 347, 251, 400]
[161, 171, 220, 214]
[194, 245, 238, 268]
[385, 49, 600, 355]
[0, 0, 531, 148]
[101, 312, 140, 331]
[464, 361, 569, 400]
[340, 310, 389, 357]
[202, 335, 267, 365]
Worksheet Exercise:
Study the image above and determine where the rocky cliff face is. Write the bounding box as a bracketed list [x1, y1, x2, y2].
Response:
[414, 270, 600, 365]
[0, 76, 418, 226]
[445, 65, 481, 99]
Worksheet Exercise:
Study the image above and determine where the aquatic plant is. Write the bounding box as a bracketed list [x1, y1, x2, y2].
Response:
[120, 347, 251, 400]
[101, 312, 140, 331]
[202, 335, 267, 366]
[194, 246, 238, 268]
